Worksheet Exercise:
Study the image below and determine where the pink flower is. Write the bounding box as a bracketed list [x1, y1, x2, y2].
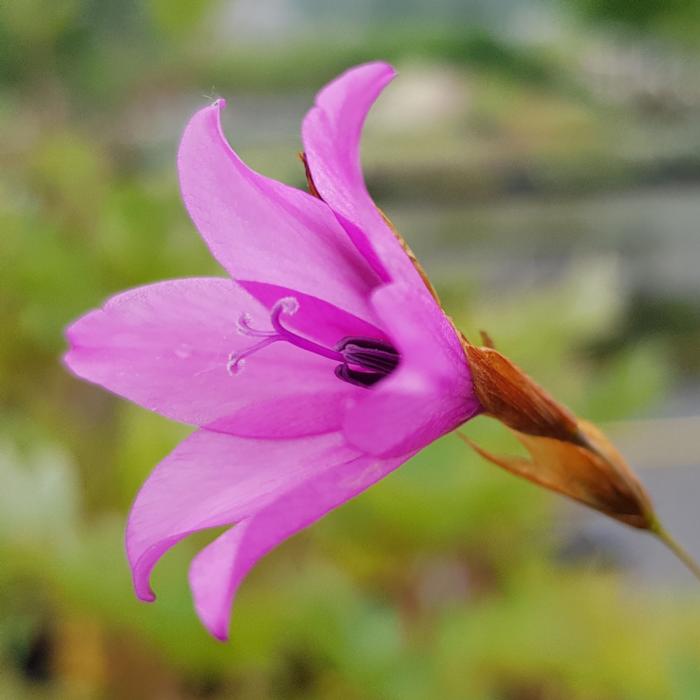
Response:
[64, 62, 481, 640]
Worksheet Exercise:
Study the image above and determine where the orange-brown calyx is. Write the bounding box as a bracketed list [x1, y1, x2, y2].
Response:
[462, 337, 583, 446]
[460, 335, 656, 530]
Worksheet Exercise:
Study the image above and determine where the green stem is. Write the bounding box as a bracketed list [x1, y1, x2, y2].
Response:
[651, 520, 700, 582]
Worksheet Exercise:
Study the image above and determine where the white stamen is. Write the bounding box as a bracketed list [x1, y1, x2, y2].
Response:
[226, 352, 246, 375]
[226, 295, 344, 378]
[277, 297, 299, 316]
[236, 313, 254, 334]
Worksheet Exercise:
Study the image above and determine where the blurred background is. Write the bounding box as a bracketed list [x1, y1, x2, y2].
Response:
[2, 0, 700, 698]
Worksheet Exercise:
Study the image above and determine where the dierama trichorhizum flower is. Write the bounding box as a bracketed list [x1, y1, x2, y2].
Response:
[64, 62, 698, 641]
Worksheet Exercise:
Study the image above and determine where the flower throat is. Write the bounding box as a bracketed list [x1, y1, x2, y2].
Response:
[227, 297, 399, 388]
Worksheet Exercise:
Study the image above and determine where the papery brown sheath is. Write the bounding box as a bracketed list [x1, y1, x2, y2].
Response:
[459, 336, 700, 579]
[350, 161, 678, 537]
[460, 337, 656, 527]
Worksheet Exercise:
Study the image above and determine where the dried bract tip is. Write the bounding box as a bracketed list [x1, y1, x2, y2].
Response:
[298, 151, 322, 199]
[479, 330, 496, 349]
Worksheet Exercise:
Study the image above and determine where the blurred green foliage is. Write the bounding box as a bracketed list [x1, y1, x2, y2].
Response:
[2, 1, 700, 698]
[568, 0, 700, 38]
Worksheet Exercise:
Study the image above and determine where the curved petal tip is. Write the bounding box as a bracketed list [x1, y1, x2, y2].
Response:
[336, 60, 397, 84]
[130, 553, 157, 603]
[313, 61, 397, 112]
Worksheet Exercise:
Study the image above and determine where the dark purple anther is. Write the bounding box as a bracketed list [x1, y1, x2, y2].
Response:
[335, 336, 400, 388]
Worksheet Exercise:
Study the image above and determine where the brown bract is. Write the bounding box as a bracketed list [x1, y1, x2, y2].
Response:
[463, 339, 583, 445]
[459, 338, 656, 530]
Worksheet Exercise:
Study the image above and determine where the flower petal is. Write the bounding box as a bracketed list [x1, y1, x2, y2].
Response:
[178, 99, 381, 323]
[65, 278, 365, 436]
[126, 429, 407, 611]
[342, 284, 480, 456]
[302, 62, 424, 288]
[127, 430, 349, 601]
[188, 448, 410, 640]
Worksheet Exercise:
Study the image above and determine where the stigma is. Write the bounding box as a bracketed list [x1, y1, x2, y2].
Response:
[228, 297, 399, 388]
